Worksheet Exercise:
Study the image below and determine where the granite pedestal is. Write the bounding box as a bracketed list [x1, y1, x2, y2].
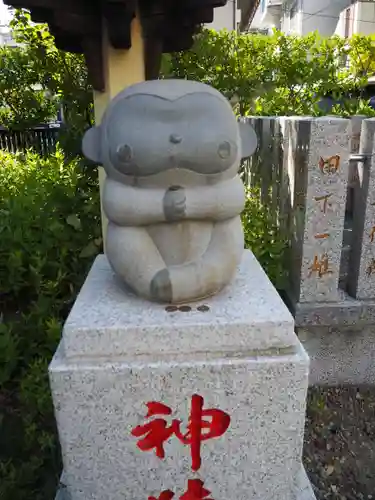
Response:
[289, 118, 375, 385]
[50, 250, 315, 500]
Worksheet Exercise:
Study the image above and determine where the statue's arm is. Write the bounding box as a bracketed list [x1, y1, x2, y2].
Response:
[185, 176, 245, 221]
[103, 176, 245, 226]
[103, 178, 169, 226]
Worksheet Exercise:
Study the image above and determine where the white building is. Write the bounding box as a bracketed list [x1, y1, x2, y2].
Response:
[206, 0, 263, 31]
[206, 0, 242, 30]
[336, 0, 375, 37]
[251, 0, 375, 37]
[0, 24, 15, 46]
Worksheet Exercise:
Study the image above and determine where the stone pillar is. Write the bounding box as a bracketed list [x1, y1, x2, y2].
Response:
[348, 118, 375, 299]
[94, 16, 145, 250]
[293, 118, 375, 386]
[285, 117, 350, 306]
[339, 115, 366, 289]
[52, 250, 315, 500]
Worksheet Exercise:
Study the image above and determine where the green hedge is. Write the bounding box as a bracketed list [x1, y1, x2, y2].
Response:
[0, 149, 285, 499]
[0, 149, 101, 499]
[242, 188, 287, 289]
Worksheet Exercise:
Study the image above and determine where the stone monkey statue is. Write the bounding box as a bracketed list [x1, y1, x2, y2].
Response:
[82, 80, 257, 304]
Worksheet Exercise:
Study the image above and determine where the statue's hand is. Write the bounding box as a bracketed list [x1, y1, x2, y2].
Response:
[163, 185, 187, 222]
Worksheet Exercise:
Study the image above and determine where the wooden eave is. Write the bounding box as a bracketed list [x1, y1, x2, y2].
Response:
[4, 0, 228, 90]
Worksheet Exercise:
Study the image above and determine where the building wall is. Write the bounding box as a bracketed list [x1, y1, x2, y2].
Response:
[336, 2, 375, 37]
[251, 7, 265, 29]
[205, 1, 242, 31]
[300, 0, 352, 35]
[354, 1, 375, 35]
[253, 0, 282, 30]
[0, 25, 16, 46]
[281, 0, 303, 33]
[253, 0, 355, 35]
[335, 6, 349, 36]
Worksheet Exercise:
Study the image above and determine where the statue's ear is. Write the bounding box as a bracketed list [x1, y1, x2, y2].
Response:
[82, 126, 101, 162]
[239, 122, 258, 158]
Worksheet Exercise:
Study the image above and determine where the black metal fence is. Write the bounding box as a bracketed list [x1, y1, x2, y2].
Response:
[0, 124, 61, 156]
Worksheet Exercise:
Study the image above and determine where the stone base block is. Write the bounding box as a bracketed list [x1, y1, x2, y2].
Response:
[295, 298, 375, 385]
[55, 466, 316, 500]
[298, 325, 375, 385]
[50, 342, 312, 500]
[294, 296, 375, 328]
[49, 251, 315, 500]
[61, 252, 298, 359]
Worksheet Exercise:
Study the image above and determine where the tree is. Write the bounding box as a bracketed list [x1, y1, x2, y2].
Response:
[162, 28, 375, 117]
[348, 34, 375, 82]
[0, 45, 58, 128]
[2, 17, 375, 145]
[0, 9, 93, 154]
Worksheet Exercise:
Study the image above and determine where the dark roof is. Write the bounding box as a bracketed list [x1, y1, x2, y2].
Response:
[4, 0, 228, 90]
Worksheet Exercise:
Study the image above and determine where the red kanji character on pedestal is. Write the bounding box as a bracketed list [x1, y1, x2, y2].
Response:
[179, 479, 213, 500]
[131, 402, 180, 459]
[148, 490, 175, 500]
[177, 395, 230, 471]
[131, 395, 230, 472]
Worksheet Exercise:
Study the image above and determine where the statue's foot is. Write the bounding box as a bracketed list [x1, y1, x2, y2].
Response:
[150, 268, 173, 303]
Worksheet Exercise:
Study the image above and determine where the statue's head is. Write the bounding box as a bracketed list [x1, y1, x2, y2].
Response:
[83, 80, 257, 183]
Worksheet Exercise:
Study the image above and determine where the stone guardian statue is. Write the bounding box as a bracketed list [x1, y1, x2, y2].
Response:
[82, 80, 257, 303]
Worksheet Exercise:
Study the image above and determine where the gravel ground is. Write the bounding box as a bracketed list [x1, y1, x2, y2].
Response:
[303, 386, 375, 500]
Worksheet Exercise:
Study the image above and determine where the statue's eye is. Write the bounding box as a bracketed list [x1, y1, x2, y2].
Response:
[117, 144, 133, 162]
[218, 141, 231, 159]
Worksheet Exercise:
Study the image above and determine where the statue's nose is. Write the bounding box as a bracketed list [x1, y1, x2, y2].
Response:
[170, 133, 182, 144]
